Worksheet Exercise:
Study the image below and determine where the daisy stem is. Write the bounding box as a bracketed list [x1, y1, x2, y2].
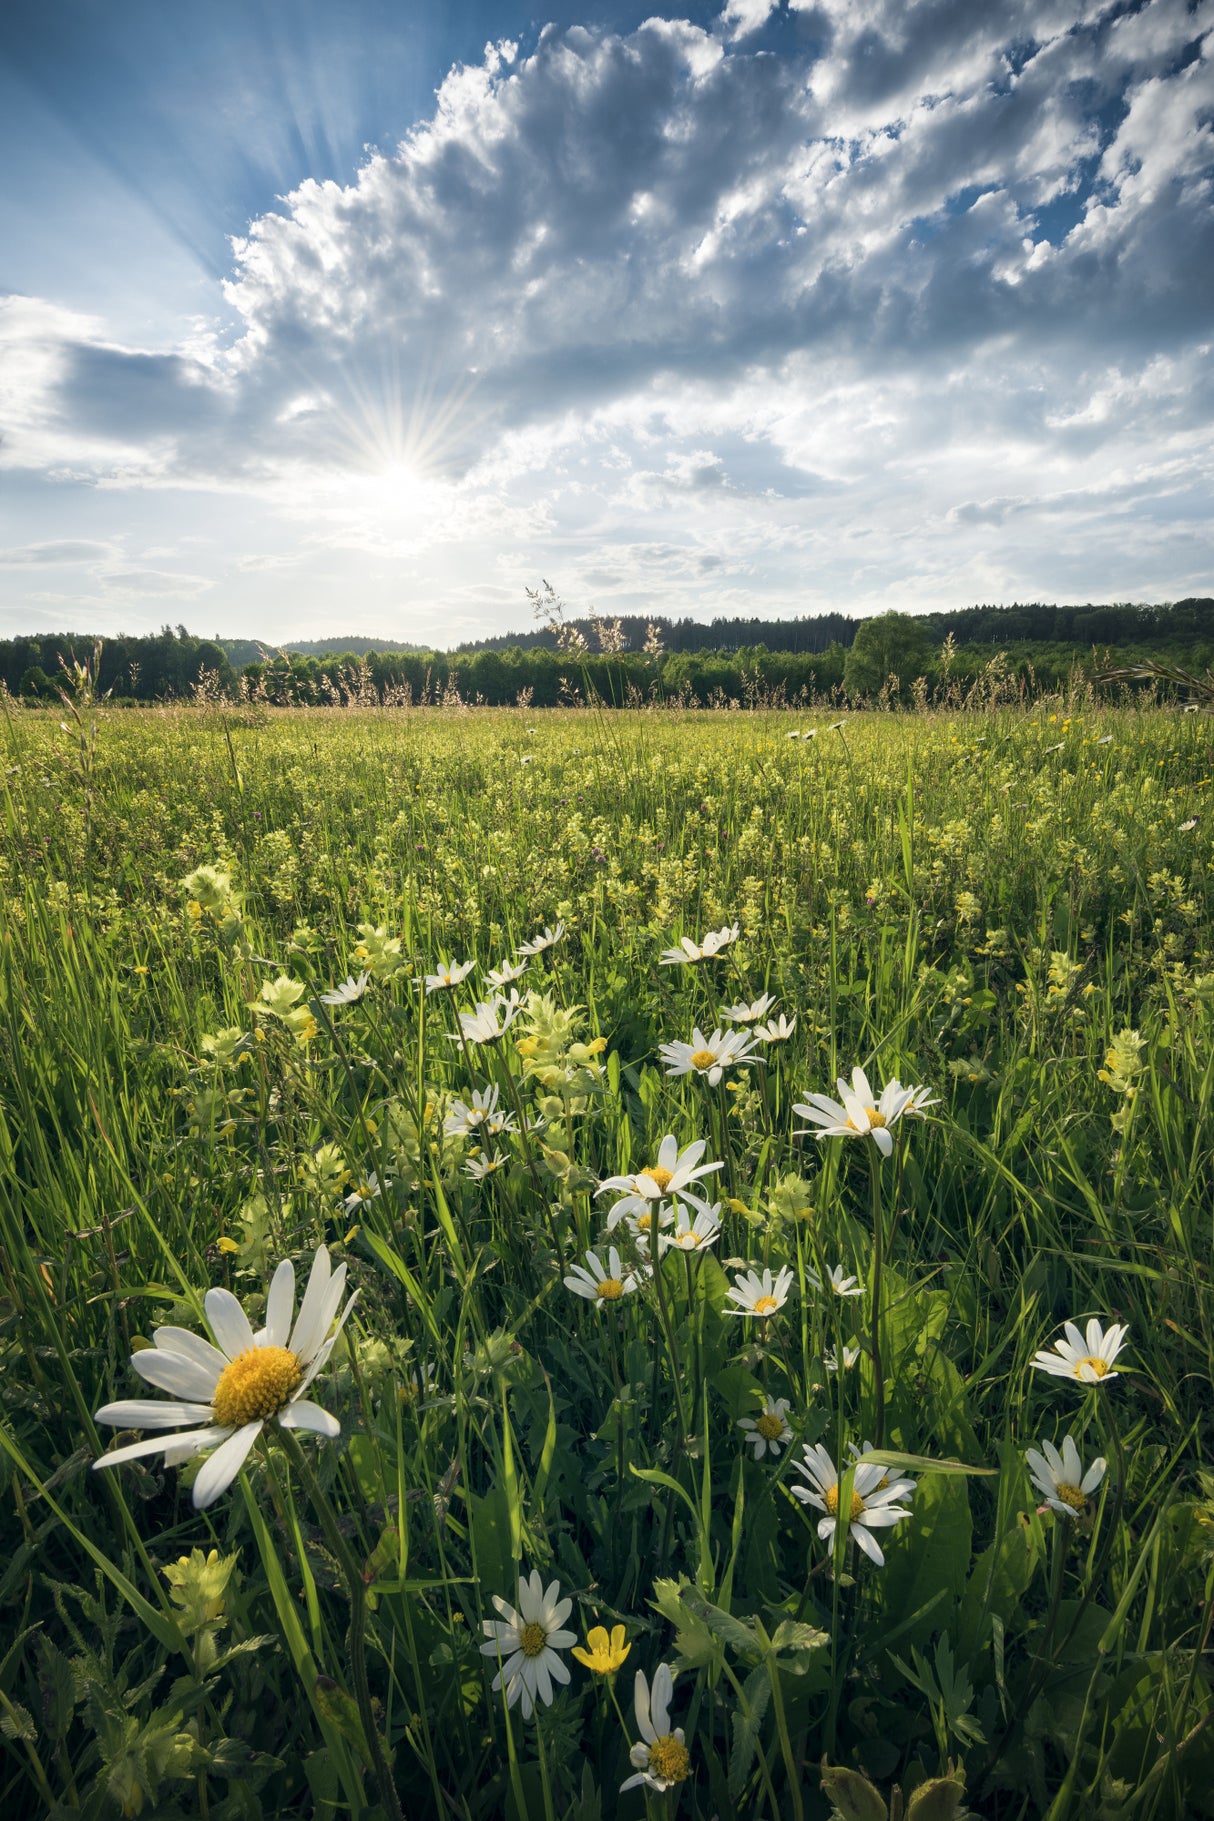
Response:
[278, 1428, 406, 1821]
[715, 1078, 739, 1202]
[650, 1250, 689, 1454]
[869, 1152, 886, 1449]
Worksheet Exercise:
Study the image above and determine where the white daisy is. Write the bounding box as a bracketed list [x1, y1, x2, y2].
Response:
[808, 1262, 864, 1299]
[1030, 1317, 1129, 1385]
[613, 1202, 675, 1251]
[343, 1171, 387, 1212]
[1179, 817, 1199, 832]
[659, 1027, 757, 1087]
[1025, 1436, 1107, 1518]
[659, 923, 740, 966]
[666, 1201, 722, 1253]
[92, 1248, 355, 1509]
[444, 1085, 515, 1137]
[725, 1265, 795, 1318]
[791, 1443, 913, 1567]
[485, 958, 529, 989]
[598, 1134, 721, 1216]
[737, 1397, 793, 1460]
[465, 1153, 510, 1182]
[720, 994, 776, 1025]
[794, 1065, 924, 1158]
[755, 1013, 797, 1044]
[451, 991, 524, 1045]
[424, 958, 476, 994]
[516, 923, 566, 958]
[480, 1570, 577, 1719]
[621, 1665, 691, 1793]
[563, 1247, 644, 1307]
[823, 1345, 862, 1373]
[320, 973, 369, 1006]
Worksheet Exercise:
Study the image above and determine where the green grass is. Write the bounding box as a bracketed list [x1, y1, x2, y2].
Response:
[0, 698, 1211, 1820]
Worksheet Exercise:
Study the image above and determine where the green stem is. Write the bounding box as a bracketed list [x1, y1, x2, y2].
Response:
[278, 1429, 406, 1821]
[869, 1151, 886, 1448]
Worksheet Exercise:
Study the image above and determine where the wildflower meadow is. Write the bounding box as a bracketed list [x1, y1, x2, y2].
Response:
[1, 695, 1212, 1819]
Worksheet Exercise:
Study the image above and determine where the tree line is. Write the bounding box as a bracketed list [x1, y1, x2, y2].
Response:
[2, 600, 1210, 706]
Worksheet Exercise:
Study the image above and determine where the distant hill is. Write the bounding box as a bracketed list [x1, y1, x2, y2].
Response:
[218, 635, 427, 667]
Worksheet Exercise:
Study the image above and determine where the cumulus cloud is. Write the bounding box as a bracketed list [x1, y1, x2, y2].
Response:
[0, 2, 1211, 629]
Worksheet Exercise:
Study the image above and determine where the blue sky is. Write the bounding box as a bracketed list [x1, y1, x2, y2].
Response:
[1, 0, 1211, 646]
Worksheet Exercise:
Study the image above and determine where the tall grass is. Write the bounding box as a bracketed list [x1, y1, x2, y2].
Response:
[0, 700, 1211, 1819]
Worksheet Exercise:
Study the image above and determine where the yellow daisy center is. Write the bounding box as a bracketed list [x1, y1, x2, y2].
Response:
[756, 1411, 785, 1441]
[466, 1107, 487, 1124]
[690, 1049, 717, 1070]
[519, 1622, 548, 1658]
[846, 1107, 886, 1131]
[645, 1166, 674, 1192]
[824, 1483, 866, 1522]
[1056, 1482, 1087, 1513]
[635, 1212, 653, 1232]
[212, 1345, 302, 1428]
[648, 1735, 691, 1784]
[597, 1277, 625, 1301]
[753, 1295, 779, 1315]
[1075, 1356, 1110, 1378]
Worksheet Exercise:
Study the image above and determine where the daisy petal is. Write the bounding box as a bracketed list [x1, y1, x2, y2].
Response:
[205, 1287, 256, 1360]
[94, 1399, 216, 1430]
[130, 1349, 223, 1402]
[191, 1420, 263, 1509]
[264, 1259, 296, 1347]
[278, 1398, 340, 1438]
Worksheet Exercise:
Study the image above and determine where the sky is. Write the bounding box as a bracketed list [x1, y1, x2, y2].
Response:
[0, 0, 1211, 649]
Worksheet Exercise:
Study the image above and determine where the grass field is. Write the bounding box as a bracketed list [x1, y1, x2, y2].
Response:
[1, 698, 1212, 1820]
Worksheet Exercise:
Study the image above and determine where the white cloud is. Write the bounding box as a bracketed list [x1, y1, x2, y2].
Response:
[0, 4, 1211, 638]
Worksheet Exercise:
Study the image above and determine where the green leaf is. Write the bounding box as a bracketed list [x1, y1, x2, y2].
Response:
[728, 1664, 772, 1800]
[861, 1450, 995, 1477]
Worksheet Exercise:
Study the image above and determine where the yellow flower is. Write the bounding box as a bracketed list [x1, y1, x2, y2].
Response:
[217, 1236, 238, 1255]
[571, 1623, 631, 1675]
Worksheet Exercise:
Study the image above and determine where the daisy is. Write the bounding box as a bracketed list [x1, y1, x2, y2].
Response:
[597, 1134, 721, 1215]
[485, 958, 529, 989]
[1030, 1317, 1129, 1385]
[517, 923, 566, 957]
[320, 973, 369, 1006]
[480, 1570, 577, 1719]
[659, 1027, 757, 1087]
[92, 1248, 355, 1510]
[667, 1201, 722, 1253]
[451, 991, 524, 1045]
[755, 1013, 797, 1044]
[621, 1665, 691, 1793]
[738, 1397, 793, 1460]
[791, 1443, 913, 1567]
[465, 1153, 510, 1182]
[343, 1171, 387, 1212]
[424, 958, 476, 994]
[1025, 1436, 1107, 1519]
[808, 1263, 864, 1299]
[794, 1065, 924, 1158]
[824, 1345, 862, 1373]
[659, 923, 740, 966]
[444, 1085, 514, 1137]
[572, 1624, 631, 1676]
[725, 1265, 795, 1318]
[614, 1202, 675, 1252]
[564, 1247, 644, 1307]
[720, 993, 776, 1025]
[902, 1084, 941, 1119]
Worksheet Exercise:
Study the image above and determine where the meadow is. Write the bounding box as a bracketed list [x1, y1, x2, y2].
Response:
[0, 695, 1211, 1820]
